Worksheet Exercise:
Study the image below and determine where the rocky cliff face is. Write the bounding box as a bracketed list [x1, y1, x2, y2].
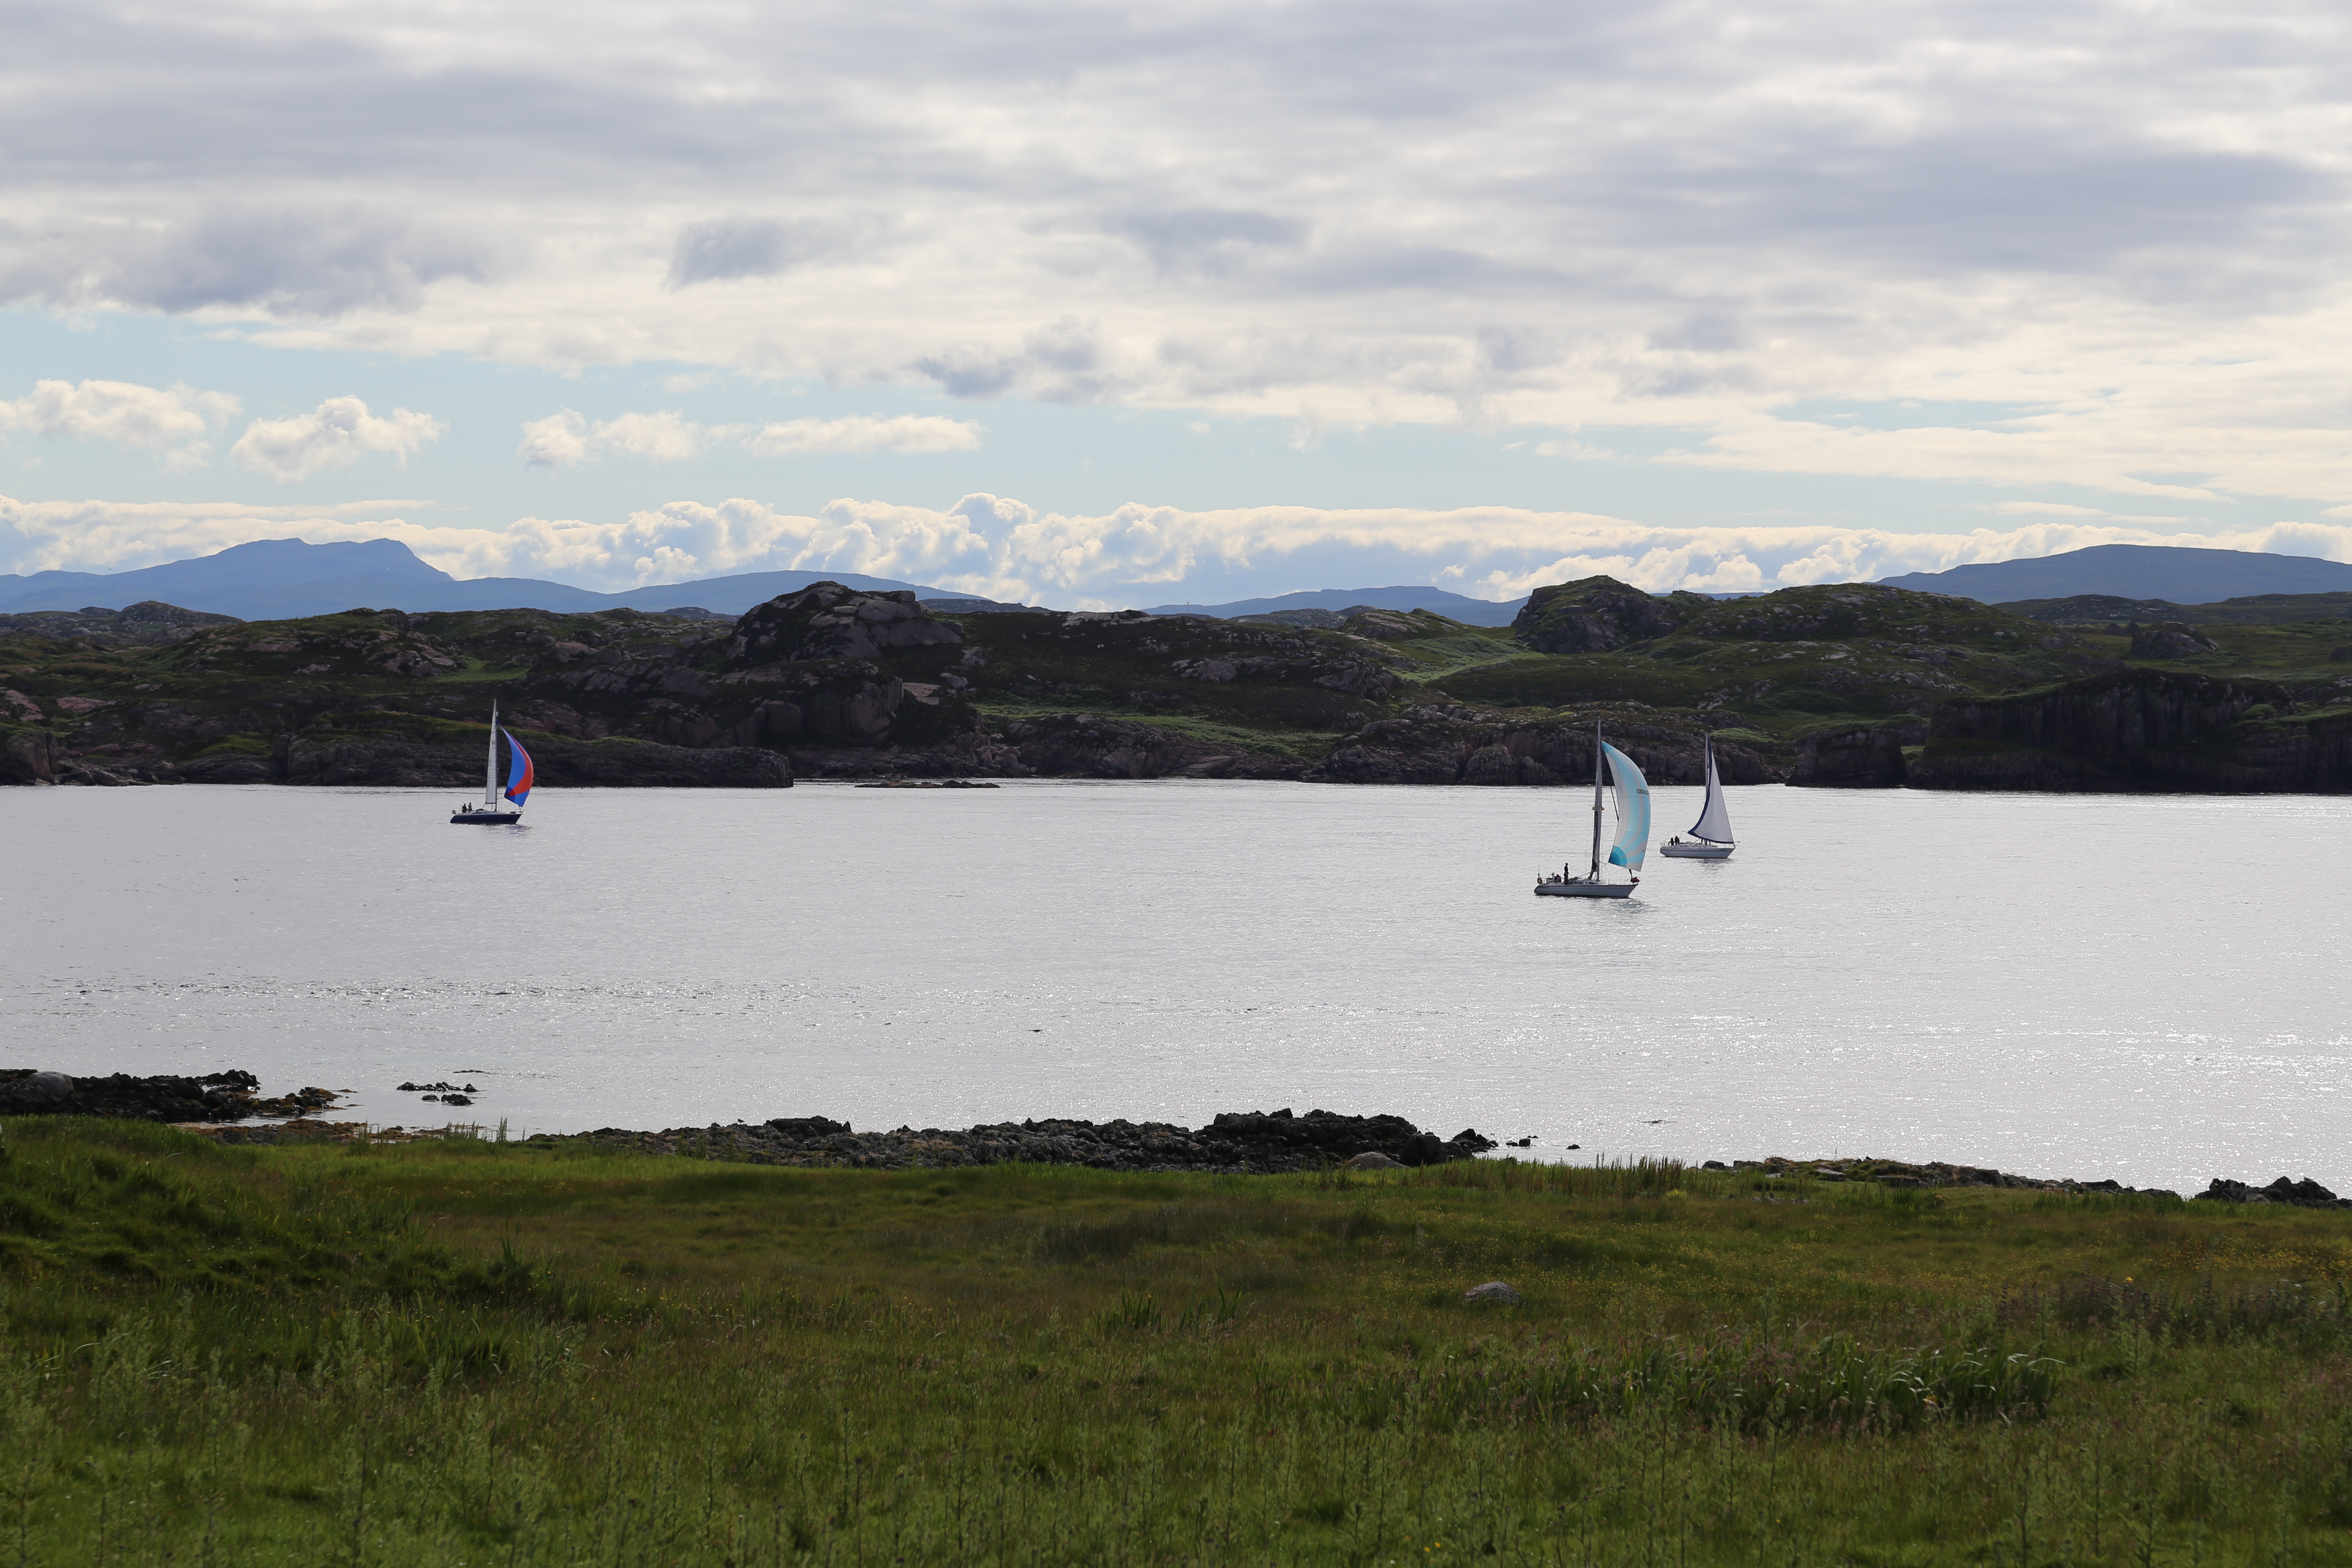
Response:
[1306, 706, 1778, 786]
[0, 728, 60, 784]
[1909, 668, 2352, 791]
[1788, 722, 1923, 787]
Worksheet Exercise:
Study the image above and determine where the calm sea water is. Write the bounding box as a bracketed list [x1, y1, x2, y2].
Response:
[4, 781, 2346, 1191]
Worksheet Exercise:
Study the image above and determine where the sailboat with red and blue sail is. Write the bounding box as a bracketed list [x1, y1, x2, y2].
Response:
[450, 700, 534, 824]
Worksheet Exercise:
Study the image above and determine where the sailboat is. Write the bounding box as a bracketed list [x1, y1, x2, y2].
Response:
[1535, 724, 1650, 898]
[449, 700, 535, 825]
[1660, 734, 1736, 859]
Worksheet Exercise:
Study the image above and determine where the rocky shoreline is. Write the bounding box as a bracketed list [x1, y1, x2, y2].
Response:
[0, 1068, 343, 1121]
[556, 1109, 1500, 1173]
[5, 1072, 2347, 1207]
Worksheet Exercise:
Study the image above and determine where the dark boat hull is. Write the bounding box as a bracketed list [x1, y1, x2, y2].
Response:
[450, 810, 521, 824]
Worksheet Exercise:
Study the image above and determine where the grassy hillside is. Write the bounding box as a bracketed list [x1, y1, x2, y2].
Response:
[2000, 591, 2352, 627]
[6, 1116, 2352, 1562]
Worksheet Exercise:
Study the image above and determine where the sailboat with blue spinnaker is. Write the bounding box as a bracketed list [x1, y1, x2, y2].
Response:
[450, 700, 534, 825]
[1535, 723, 1648, 899]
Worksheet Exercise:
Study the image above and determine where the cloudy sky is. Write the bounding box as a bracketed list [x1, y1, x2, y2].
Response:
[2, 0, 2349, 605]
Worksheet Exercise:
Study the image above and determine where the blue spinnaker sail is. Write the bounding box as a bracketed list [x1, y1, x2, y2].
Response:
[501, 730, 534, 807]
[1600, 741, 1651, 870]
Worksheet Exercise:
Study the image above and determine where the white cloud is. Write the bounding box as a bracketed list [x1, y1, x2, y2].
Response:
[594, 410, 708, 462]
[519, 410, 983, 465]
[17, 491, 2346, 610]
[517, 410, 590, 468]
[0, 379, 239, 470]
[744, 416, 982, 456]
[520, 409, 715, 466]
[229, 397, 444, 482]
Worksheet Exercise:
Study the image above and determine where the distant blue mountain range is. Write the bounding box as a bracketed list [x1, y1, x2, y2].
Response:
[1879, 544, 2352, 603]
[10, 536, 2345, 627]
[1146, 585, 1525, 625]
[0, 538, 940, 621]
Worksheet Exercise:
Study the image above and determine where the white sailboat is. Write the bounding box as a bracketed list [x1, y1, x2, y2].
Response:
[449, 699, 534, 825]
[1535, 724, 1650, 898]
[1659, 733, 1735, 859]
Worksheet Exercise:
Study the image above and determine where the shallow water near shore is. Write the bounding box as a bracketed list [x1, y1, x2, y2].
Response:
[3, 780, 2346, 1190]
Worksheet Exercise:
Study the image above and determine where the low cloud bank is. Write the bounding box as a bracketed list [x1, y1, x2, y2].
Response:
[8, 492, 2352, 609]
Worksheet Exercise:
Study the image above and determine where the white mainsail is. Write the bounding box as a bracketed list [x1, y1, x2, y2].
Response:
[1687, 736, 1734, 845]
[484, 698, 500, 806]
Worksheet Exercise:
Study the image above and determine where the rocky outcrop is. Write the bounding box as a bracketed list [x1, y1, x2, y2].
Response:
[2129, 621, 2221, 658]
[567, 1107, 1498, 1173]
[172, 613, 462, 678]
[1170, 652, 1397, 699]
[1908, 668, 2352, 792]
[0, 601, 242, 648]
[1685, 583, 2020, 645]
[719, 583, 962, 666]
[0, 728, 60, 784]
[1513, 577, 1712, 654]
[0, 1068, 340, 1121]
[1306, 707, 1779, 786]
[1788, 722, 1922, 787]
[1307, 711, 1480, 783]
[2194, 1176, 2352, 1208]
[173, 752, 279, 783]
[995, 714, 1306, 779]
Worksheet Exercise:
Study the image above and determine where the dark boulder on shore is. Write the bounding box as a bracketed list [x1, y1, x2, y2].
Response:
[0, 1068, 341, 1122]
[570, 1107, 1498, 1173]
[2194, 1176, 2351, 1208]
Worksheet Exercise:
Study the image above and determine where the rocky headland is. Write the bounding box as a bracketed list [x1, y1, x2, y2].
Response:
[7, 574, 2351, 792]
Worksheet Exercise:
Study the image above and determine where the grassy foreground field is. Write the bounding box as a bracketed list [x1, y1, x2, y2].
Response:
[6, 1119, 2352, 1565]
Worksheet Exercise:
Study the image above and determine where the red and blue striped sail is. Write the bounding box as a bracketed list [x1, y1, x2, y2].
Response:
[500, 730, 535, 807]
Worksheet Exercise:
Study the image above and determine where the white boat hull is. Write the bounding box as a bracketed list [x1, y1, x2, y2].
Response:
[1659, 841, 1733, 859]
[1535, 881, 1635, 898]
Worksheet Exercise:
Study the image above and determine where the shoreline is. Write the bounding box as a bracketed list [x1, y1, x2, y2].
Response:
[12, 1070, 2347, 1209]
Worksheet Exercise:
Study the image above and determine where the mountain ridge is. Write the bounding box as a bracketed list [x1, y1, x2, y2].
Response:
[0, 538, 941, 620]
[1878, 543, 2352, 603]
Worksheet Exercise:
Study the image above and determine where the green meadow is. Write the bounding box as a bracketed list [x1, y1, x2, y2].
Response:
[6, 1116, 2352, 1565]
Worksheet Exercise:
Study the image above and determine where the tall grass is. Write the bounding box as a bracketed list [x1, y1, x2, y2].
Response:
[5, 1117, 2352, 1562]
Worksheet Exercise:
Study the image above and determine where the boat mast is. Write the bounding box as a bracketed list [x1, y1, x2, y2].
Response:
[485, 700, 499, 807]
[1589, 720, 1604, 880]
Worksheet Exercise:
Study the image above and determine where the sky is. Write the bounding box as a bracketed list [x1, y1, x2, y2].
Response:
[2, 0, 2350, 607]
